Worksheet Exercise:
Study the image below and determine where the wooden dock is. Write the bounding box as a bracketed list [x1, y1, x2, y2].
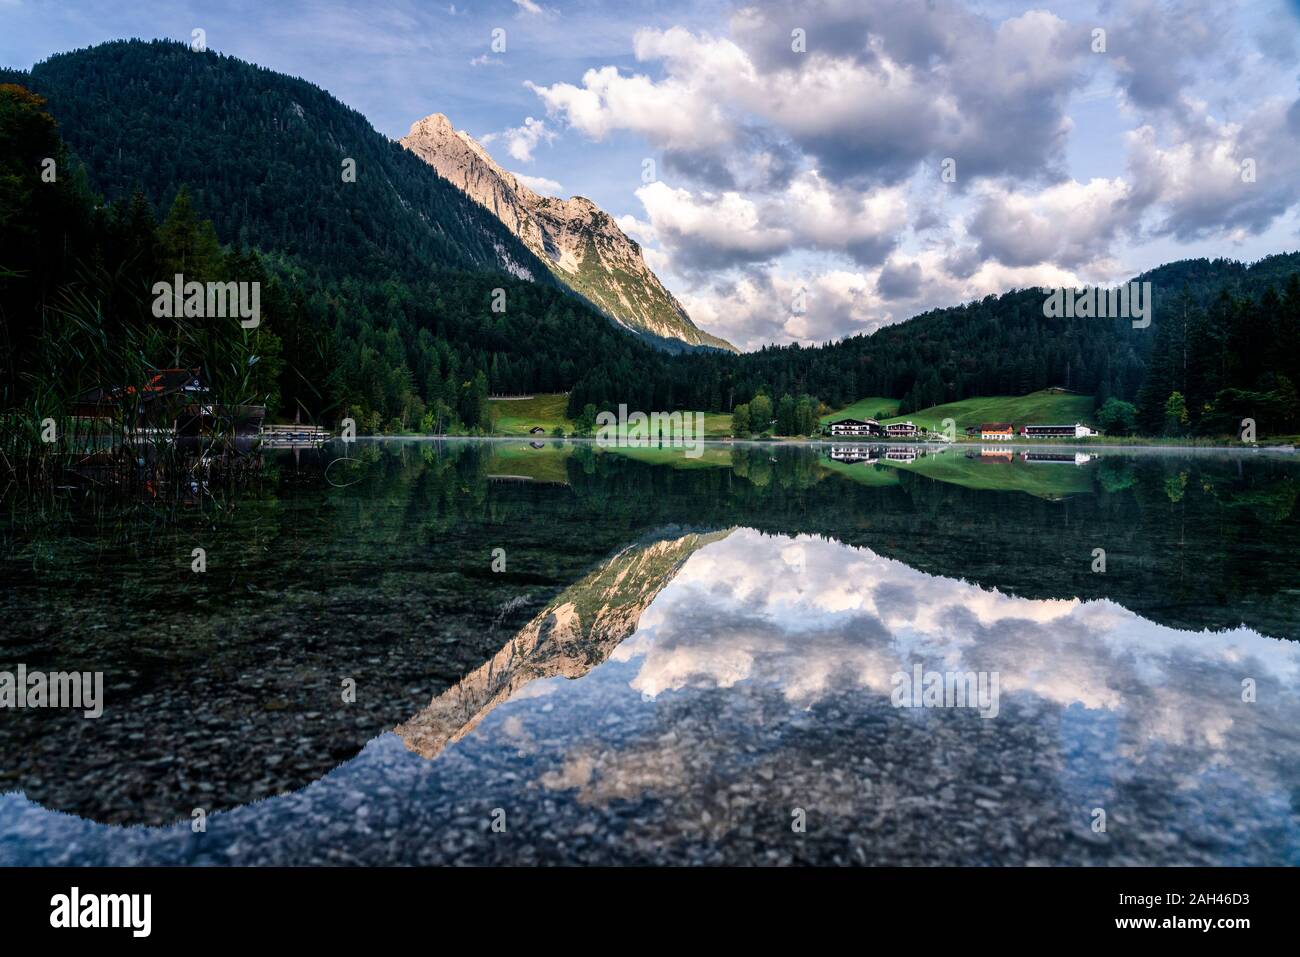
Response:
[260, 423, 331, 445]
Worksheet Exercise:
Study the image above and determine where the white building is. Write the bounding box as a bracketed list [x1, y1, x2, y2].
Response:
[828, 418, 882, 437]
[1022, 423, 1095, 439]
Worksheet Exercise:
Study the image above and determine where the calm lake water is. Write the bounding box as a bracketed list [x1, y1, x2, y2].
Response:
[1, 439, 1298, 865]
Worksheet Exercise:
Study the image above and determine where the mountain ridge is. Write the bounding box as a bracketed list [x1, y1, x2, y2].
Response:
[400, 112, 737, 353]
[1, 40, 567, 288]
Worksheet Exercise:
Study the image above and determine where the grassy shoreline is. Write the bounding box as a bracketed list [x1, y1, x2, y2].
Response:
[362, 433, 1297, 453]
[468, 390, 1297, 449]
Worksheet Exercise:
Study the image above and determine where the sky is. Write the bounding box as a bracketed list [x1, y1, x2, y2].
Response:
[4, 0, 1300, 351]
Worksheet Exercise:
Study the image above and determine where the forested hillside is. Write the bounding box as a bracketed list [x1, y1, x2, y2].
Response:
[0, 43, 673, 430]
[2, 40, 547, 282]
[573, 254, 1300, 435]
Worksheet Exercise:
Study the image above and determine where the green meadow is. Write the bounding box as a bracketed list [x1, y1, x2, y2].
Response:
[489, 394, 733, 438]
[488, 394, 574, 436]
[879, 390, 1096, 433]
[820, 396, 901, 424]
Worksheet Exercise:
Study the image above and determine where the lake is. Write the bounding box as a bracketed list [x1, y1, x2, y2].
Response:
[1, 439, 1298, 865]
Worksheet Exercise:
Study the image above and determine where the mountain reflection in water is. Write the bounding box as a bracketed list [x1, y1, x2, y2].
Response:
[3, 518, 1296, 866]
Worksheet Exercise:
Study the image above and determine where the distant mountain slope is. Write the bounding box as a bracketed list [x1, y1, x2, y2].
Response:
[641, 251, 1300, 420]
[5, 40, 551, 283]
[400, 113, 736, 352]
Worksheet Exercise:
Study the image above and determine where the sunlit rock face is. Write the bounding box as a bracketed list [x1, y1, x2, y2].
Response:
[400, 113, 736, 351]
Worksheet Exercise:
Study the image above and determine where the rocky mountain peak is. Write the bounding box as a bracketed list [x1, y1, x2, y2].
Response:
[399, 113, 736, 352]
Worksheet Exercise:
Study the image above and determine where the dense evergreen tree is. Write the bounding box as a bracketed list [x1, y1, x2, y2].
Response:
[0, 97, 294, 432]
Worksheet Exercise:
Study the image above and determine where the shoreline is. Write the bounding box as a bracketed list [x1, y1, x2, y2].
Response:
[352, 435, 1298, 456]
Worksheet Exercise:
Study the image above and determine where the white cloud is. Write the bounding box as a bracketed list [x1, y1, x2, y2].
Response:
[614, 213, 655, 243]
[530, 10, 1088, 187]
[512, 171, 564, 196]
[487, 116, 556, 163]
[675, 268, 891, 350]
[512, 0, 1300, 349]
[635, 181, 791, 268]
[526, 65, 732, 150]
[967, 177, 1133, 270]
[665, 246, 1091, 351]
[1125, 98, 1300, 240]
[633, 172, 908, 272]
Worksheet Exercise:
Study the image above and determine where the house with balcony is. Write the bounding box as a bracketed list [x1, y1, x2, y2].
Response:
[827, 417, 882, 437]
[1021, 423, 1096, 439]
[979, 422, 1015, 440]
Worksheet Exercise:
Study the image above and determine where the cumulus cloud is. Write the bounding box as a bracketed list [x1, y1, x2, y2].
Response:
[530, 6, 1090, 189]
[634, 173, 908, 272]
[875, 258, 923, 300]
[784, 172, 909, 264]
[1125, 99, 1300, 240]
[676, 268, 894, 349]
[966, 177, 1132, 270]
[512, 171, 564, 196]
[635, 182, 791, 270]
[484, 116, 556, 163]
[670, 245, 1093, 351]
[1107, 0, 1234, 118]
[516, 0, 1300, 348]
[526, 65, 733, 151]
